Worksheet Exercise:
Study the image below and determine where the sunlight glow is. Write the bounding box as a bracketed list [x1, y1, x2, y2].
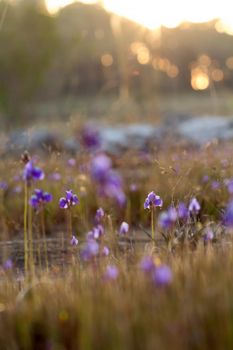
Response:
[46, 0, 233, 35]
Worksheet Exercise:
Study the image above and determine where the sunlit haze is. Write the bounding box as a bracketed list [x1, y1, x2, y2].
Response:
[46, 0, 233, 33]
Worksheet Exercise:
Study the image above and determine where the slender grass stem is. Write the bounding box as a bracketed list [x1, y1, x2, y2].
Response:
[23, 180, 28, 275]
[41, 207, 49, 272]
[68, 208, 72, 237]
[28, 188, 35, 278]
[151, 207, 155, 242]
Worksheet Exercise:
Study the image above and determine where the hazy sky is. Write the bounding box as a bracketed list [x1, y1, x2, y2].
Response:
[46, 0, 233, 31]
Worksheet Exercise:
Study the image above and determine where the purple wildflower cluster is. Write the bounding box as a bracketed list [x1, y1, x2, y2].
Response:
[59, 190, 79, 209]
[81, 208, 110, 261]
[70, 235, 78, 246]
[159, 198, 200, 230]
[90, 154, 126, 206]
[81, 124, 101, 150]
[29, 189, 52, 208]
[144, 191, 163, 210]
[23, 160, 44, 182]
[140, 256, 172, 287]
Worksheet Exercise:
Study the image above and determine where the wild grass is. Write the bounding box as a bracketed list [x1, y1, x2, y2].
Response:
[0, 140, 233, 349]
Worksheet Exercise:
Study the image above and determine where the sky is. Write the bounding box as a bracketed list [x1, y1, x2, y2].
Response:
[46, 0, 233, 32]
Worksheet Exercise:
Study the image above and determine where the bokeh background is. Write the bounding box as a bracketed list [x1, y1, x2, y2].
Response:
[1, 0, 233, 128]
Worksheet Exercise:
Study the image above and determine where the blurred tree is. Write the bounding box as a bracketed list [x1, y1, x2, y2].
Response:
[0, 0, 57, 127]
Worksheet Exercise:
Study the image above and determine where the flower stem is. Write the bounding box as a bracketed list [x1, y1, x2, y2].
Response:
[68, 208, 72, 237]
[41, 207, 49, 272]
[151, 207, 155, 241]
[24, 181, 28, 275]
[28, 188, 35, 278]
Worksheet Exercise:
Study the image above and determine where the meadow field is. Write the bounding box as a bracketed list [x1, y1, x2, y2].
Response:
[2, 1, 233, 348]
[0, 130, 233, 349]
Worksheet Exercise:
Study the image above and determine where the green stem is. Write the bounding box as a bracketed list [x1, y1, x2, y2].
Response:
[24, 181, 28, 275]
[68, 208, 72, 237]
[151, 207, 155, 241]
[28, 189, 35, 278]
[41, 207, 49, 272]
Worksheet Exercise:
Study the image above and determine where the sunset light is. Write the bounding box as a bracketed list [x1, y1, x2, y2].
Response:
[46, 0, 233, 34]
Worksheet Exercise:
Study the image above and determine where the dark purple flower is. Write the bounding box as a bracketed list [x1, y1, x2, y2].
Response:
[90, 154, 112, 183]
[70, 235, 78, 246]
[81, 240, 99, 261]
[104, 265, 119, 280]
[29, 189, 52, 208]
[144, 191, 163, 209]
[119, 221, 129, 235]
[81, 124, 101, 150]
[223, 200, 233, 227]
[188, 198, 201, 214]
[23, 161, 44, 182]
[140, 256, 155, 273]
[152, 265, 172, 287]
[158, 207, 177, 230]
[59, 190, 79, 209]
[177, 202, 189, 220]
[95, 208, 104, 223]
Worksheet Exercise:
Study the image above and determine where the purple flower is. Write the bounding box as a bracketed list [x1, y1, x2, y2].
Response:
[144, 191, 163, 210]
[0, 181, 8, 190]
[158, 207, 177, 230]
[203, 228, 214, 242]
[223, 200, 233, 227]
[140, 256, 155, 273]
[188, 198, 201, 214]
[119, 221, 129, 235]
[102, 246, 110, 256]
[29, 189, 52, 208]
[91, 154, 126, 206]
[59, 190, 79, 209]
[226, 179, 233, 194]
[90, 154, 112, 183]
[87, 224, 104, 240]
[67, 158, 76, 167]
[104, 265, 119, 280]
[3, 259, 13, 270]
[130, 183, 137, 192]
[211, 181, 220, 190]
[177, 202, 189, 220]
[81, 240, 99, 261]
[202, 175, 209, 183]
[81, 124, 101, 150]
[50, 172, 61, 181]
[152, 265, 172, 287]
[70, 235, 78, 246]
[95, 208, 104, 223]
[23, 161, 44, 182]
